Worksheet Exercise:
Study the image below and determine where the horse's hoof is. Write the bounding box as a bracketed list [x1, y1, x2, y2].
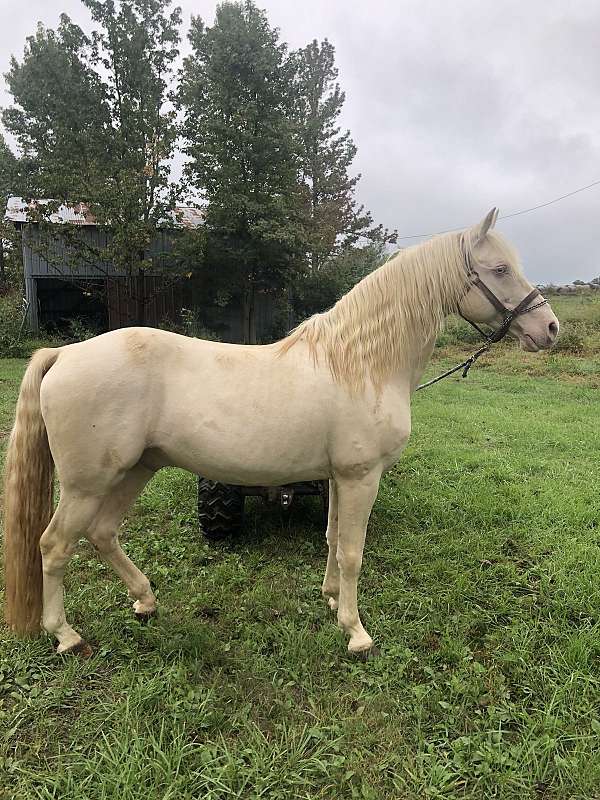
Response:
[134, 609, 157, 624]
[60, 639, 93, 659]
[350, 645, 380, 661]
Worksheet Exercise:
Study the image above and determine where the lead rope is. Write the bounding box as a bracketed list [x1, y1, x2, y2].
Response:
[415, 341, 490, 391]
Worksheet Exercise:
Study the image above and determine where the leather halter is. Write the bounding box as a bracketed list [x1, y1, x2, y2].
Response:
[416, 239, 549, 391]
[458, 242, 549, 345]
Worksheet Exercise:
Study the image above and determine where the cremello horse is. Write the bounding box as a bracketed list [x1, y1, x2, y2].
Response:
[3, 209, 558, 657]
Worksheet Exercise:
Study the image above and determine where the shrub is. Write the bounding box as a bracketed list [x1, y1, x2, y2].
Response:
[67, 316, 101, 342]
[160, 309, 221, 341]
[552, 324, 586, 354]
[0, 292, 26, 357]
[436, 315, 482, 347]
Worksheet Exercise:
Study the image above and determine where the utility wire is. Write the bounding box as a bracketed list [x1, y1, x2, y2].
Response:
[395, 178, 600, 241]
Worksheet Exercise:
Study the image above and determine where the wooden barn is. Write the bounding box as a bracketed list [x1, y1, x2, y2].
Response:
[5, 197, 282, 342]
[5, 197, 204, 333]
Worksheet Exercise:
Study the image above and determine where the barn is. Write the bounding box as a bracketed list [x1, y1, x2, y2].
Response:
[5, 197, 283, 342]
[5, 197, 204, 334]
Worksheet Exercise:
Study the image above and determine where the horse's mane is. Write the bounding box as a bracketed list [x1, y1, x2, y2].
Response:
[278, 228, 519, 392]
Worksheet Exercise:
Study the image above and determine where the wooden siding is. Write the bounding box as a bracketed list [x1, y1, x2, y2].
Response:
[22, 225, 173, 279]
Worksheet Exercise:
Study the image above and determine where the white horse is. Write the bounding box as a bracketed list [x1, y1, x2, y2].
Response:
[3, 209, 558, 657]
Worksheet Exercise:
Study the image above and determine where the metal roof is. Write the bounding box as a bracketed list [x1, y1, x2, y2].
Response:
[5, 196, 204, 229]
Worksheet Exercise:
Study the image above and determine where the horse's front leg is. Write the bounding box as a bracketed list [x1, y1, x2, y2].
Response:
[335, 470, 381, 655]
[321, 479, 340, 610]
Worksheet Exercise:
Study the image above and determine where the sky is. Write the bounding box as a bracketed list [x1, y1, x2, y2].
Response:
[0, 0, 598, 284]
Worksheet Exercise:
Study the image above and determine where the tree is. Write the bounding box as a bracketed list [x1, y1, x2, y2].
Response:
[0, 135, 20, 290]
[179, 0, 306, 343]
[3, 1, 183, 324]
[291, 243, 386, 321]
[292, 39, 396, 272]
[3, 15, 111, 199]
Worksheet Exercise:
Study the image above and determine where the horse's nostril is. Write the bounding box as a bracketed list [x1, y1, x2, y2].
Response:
[549, 321, 559, 337]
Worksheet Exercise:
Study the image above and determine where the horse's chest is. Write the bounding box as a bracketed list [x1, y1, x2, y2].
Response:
[375, 410, 411, 466]
[331, 398, 411, 476]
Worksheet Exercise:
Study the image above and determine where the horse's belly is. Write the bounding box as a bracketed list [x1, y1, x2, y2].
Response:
[155, 376, 332, 485]
[169, 425, 330, 484]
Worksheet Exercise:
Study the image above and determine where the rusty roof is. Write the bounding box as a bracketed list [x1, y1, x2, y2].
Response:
[5, 196, 204, 229]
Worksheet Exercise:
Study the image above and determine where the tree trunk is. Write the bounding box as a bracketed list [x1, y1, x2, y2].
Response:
[242, 281, 257, 344]
[135, 272, 145, 327]
[134, 251, 145, 327]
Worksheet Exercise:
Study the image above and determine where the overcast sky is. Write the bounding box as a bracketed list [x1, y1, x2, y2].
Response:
[0, 0, 598, 283]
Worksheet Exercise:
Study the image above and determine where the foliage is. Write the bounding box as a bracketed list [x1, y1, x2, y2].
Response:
[291, 243, 385, 320]
[3, 15, 111, 199]
[159, 307, 221, 341]
[66, 316, 102, 342]
[0, 134, 22, 292]
[1, 340, 600, 797]
[4, 1, 398, 337]
[0, 134, 18, 201]
[292, 39, 396, 270]
[3, 1, 183, 324]
[179, 0, 307, 343]
[551, 324, 585, 354]
[0, 292, 26, 356]
[435, 315, 485, 348]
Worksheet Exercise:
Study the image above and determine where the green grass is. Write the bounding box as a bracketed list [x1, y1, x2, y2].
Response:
[1, 304, 600, 799]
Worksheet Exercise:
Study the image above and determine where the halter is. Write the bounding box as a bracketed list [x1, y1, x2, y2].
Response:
[416, 238, 549, 391]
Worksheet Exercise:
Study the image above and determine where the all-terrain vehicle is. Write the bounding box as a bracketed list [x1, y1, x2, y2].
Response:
[197, 478, 329, 541]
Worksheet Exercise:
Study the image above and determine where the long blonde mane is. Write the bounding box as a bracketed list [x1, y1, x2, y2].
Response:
[279, 229, 517, 392]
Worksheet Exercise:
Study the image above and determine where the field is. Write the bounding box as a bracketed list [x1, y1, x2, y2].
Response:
[1, 294, 599, 799]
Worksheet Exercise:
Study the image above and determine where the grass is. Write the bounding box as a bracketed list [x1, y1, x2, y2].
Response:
[1, 295, 600, 799]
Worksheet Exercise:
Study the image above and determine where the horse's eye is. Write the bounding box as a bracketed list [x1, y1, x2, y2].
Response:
[495, 265, 508, 275]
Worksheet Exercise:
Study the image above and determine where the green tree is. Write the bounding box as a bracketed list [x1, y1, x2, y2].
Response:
[3, 2, 183, 324]
[179, 0, 306, 343]
[3, 15, 111, 199]
[0, 134, 20, 290]
[293, 39, 396, 271]
[291, 244, 385, 321]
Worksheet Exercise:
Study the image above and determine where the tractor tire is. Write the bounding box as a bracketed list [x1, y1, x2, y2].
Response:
[197, 478, 244, 541]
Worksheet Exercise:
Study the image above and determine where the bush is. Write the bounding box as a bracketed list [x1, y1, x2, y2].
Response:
[0, 292, 26, 357]
[552, 323, 586, 354]
[67, 316, 101, 342]
[160, 309, 221, 341]
[436, 315, 483, 347]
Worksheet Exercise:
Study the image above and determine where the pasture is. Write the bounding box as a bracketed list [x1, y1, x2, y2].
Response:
[1, 294, 600, 799]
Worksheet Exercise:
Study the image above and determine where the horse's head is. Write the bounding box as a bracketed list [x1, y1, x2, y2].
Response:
[458, 209, 559, 351]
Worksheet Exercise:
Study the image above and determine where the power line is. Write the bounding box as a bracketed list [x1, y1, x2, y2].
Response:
[395, 178, 600, 241]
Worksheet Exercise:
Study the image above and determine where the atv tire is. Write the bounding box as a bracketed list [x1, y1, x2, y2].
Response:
[197, 478, 244, 541]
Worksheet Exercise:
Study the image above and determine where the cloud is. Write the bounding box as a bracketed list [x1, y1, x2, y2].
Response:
[1, 0, 598, 282]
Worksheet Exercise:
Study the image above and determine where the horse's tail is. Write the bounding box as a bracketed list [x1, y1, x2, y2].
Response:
[3, 348, 60, 635]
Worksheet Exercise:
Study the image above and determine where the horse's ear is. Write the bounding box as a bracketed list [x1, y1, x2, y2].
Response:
[471, 208, 499, 244]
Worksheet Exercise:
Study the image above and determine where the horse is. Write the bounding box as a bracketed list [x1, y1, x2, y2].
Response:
[3, 208, 559, 658]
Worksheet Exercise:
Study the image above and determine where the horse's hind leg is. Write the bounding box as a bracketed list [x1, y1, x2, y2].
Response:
[40, 493, 104, 654]
[86, 465, 156, 618]
[321, 480, 340, 610]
